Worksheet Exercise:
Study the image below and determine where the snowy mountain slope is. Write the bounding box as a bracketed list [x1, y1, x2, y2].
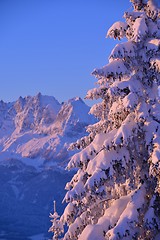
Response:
[0, 93, 95, 167]
[0, 94, 96, 239]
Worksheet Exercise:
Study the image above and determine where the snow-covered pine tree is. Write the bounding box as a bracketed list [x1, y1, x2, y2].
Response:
[49, 201, 64, 240]
[61, 0, 160, 239]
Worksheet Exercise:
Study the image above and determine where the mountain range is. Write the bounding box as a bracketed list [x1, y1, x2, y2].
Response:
[0, 93, 96, 240]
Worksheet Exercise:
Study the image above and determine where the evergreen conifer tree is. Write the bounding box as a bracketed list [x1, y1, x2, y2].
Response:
[60, 0, 160, 239]
[49, 201, 64, 240]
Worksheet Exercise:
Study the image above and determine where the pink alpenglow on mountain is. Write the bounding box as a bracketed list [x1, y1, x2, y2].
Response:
[0, 93, 96, 167]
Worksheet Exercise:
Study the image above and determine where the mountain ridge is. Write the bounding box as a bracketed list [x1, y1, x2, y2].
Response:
[0, 93, 96, 239]
[0, 93, 96, 168]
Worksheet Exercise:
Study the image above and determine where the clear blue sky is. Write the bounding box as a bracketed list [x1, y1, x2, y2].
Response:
[0, 0, 131, 104]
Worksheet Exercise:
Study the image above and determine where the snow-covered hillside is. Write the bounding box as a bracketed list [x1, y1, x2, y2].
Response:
[0, 93, 96, 239]
[0, 93, 95, 167]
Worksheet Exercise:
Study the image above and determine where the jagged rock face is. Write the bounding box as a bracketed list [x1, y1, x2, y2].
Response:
[14, 93, 61, 132]
[0, 93, 95, 164]
[0, 94, 96, 239]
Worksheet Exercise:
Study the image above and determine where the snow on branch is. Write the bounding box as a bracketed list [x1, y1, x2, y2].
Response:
[130, 0, 147, 11]
[86, 120, 109, 135]
[106, 186, 146, 239]
[151, 133, 160, 165]
[109, 41, 137, 61]
[136, 100, 150, 122]
[89, 102, 105, 119]
[67, 134, 106, 169]
[107, 21, 128, 40]
[144, 120, 159, 151]
[86, 87, 108, 100]
[92, 60, 130, 79]
[146, 0, 160, 20]
[145, 39, 160, 53]
[69, 133, 95, 151]
[150, 57, 160, 72]
[113, 113, 137, 146]
[131, 17, 148, 42]
[124, 11, 145, 22]
[140, 39, 160, 62]
[122, 92, 139, 110]
[61, 202, 76, 226]
[85, 167, 107, 191]
[107, 76, 143, 103]
[79, 186, 146, 240]
[147, 18, 160, 39]
[64, 178, 85, 202]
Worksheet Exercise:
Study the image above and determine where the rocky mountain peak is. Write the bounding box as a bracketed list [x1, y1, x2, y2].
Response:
[0, 94, 96, 239]
[0, 94, 96, 166]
